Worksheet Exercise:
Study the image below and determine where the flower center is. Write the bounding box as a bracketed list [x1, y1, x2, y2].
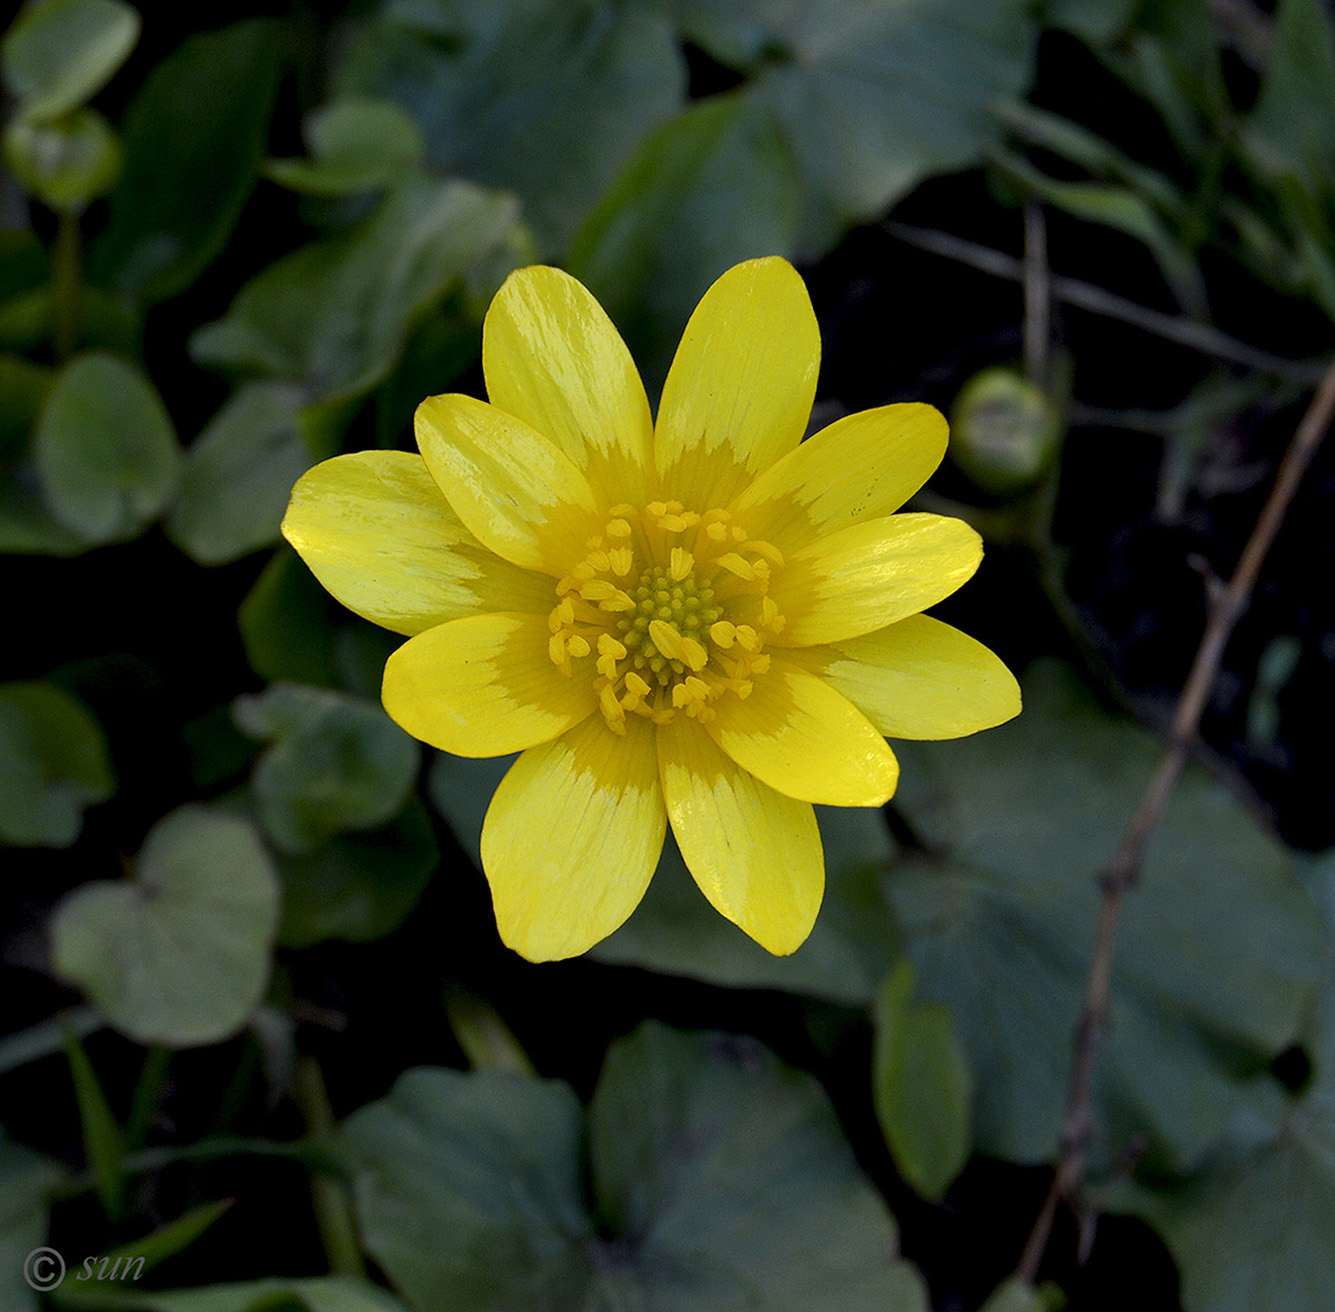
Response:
[546, 500, 786, 734]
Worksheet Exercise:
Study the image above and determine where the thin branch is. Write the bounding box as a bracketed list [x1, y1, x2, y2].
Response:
[1015, 355, 1335, 1284]
[884, 220, 1329, 385]
[1022, 201, 1051, 388]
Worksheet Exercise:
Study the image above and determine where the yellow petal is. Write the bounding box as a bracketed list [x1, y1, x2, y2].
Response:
[772, 513, 982, 647]
[483, 265, 655, 504]
[416, 393, 599, 575]
[655, 257, 819, 508]
[730, 403, 948, 552]
[282, 450, 552, 635]
[785, 614, 1022, 739]
[657, 716, 823, 955]
[707, 660, 898, 806]
[382, 613, 595, 756]
[481, 714, 666, 961]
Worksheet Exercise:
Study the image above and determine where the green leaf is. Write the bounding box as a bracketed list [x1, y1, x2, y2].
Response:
[1246, 0, 1335, 196]
[568, 92, 802, 388]
[264, 98, 425, 198]
[0, 1135, 66, 1312]
[237, 548, 343, 688]
[680, 0, 1036, 247]
[50, 805, 281, 1047]
[190, 178, 517, 401]
[274, 798, 436, 948]
[887, 661, 1324, 1169]
[335, 0, 684, 254]
[1113, 1085, 1335, 1312]
[0, 680, 113, 846]
[60, 1276, 409, 1312]
[341, 1022, 928, 1311]
[234, 684, 421, 857]
[1, 0, 139, 122]
[873, 960, 973, 1200]
[2, 107, 122, 211]
[977, 1277, 1053, 1312]
[88, 19, 282, 302]
[165, 382, 328, 567]
[1036, 0, 1137, 46]
[62, 1024, 126, 1218]
[427, 750, 898, 1003]
[34, 351, 180, 545]
[0, 351, 53, 463]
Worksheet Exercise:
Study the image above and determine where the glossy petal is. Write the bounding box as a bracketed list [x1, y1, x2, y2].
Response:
[658, 716, 823, 955]
[731, 403, 948, 552]
[483, 265, 655, 504]
[382, 613, 595, 756]
[772, 513, 982, 647]
[707, 660, 899, 806]
[481, 714, 666, 961]
[655, 257, 819, 508]
[282, 451, 552, 635]
[416, 393, 599, 575]
[785, 614, 1022, 739]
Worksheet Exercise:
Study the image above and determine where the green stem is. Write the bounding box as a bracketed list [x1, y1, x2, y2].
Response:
[296, 1056, 366, 1279]
[125, 1046, 171, 1152]
[53, 209, 82, 361]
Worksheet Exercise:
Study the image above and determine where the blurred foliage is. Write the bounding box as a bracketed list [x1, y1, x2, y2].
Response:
[3, 1, 1335, 1310]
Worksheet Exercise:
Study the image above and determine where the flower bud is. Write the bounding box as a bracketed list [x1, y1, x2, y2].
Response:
[948, 366, 1061, 497]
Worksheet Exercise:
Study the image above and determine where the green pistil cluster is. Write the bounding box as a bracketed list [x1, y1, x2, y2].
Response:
[617, 566, 722, 684]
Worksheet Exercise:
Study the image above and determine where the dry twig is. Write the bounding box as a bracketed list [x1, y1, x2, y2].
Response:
[1015, 355, 1335, 1284]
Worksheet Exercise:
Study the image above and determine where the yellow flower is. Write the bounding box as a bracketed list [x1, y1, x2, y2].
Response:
[282, 258, 1019, 962]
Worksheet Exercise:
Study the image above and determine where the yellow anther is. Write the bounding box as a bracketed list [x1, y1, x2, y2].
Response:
[600, 589, 637, 612]
[609, 547, 634, 576]
[658, 513, 690, 532]
[706, 521, 729, 542]
[715, 553, 757, 580]
[732, 525, 747, 541]
[760, 596, 779, 626]
[647, 501, 668, 517]
[600, 683, 626, 730]
[680, 636, 709, 671]
[747, 539, 784, 565]
[607, 518, 632, 538]
[624, 670, 651, 698]
[609, 503, 635, 517]
[671, 683, 692, 709]
[598, 633, 627, 658]
[586, 550, 610, 572]
[579, 579, 619, 602]
[548, 597, 575, 632]
[566, 634, 591, 658]
[735, 625, 758, 651]
[669, 547, 694, 580]
[596, 654, 618, 680]
[710, 620, 737, 648]
[573, 561, 597, 581]
[750, 654, 771, 674]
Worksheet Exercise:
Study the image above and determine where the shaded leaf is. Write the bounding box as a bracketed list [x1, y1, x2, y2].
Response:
[888, 661, 1324, 1168]
[89, 19, 283, 302]
[50, 806, 280, 1047]
[190, 178, 516, 401]
[63, 1024, 126, 1218]
[0, 680, 113, 846]
[679, 0, 1036, 247]
[335, 0, 684, 254]
[62, 1276, 409, 1312]
[0, 1135, 65, 1312]
[165, 382, 326, 567]
[264, 98, 425, 198]
[568, 92, 802, 388]
[34, 351, 179, 544]
[234, 684, 420, 857]
[275, 798, 436, 948]
[2, 0, 139, 122]
[238, 548, 343, 688]
[341, 1022, 928, 1311]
